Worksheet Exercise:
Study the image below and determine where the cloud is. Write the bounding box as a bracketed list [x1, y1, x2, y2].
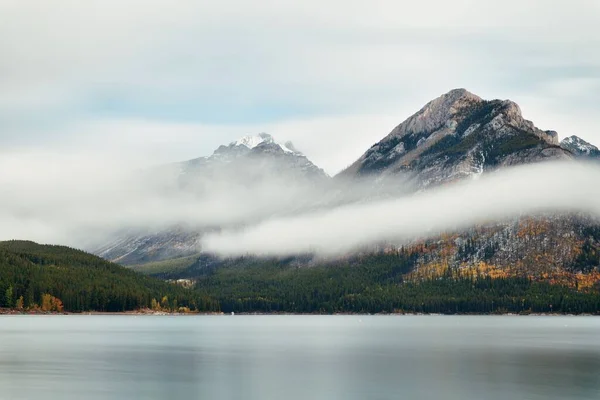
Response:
[1, 138, 598, 258]
[202, 162, 600, 257]
[0, 142, 416, 248]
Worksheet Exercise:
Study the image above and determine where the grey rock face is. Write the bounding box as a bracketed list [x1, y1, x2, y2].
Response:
[338, 89, 572, 187]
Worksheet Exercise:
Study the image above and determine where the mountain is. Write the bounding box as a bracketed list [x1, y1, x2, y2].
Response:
[139, 90, 599, 304]
[79, 88, 600, 314]
[0, 240, 218, 312]
[181, 132, 328, 182]
[93, 133, 328, 265]
[335, 89, 600, 273]
[560, 135, 600, 159]
[331, 89, 600, 291]
[338, 89, 571, 187]
[95, 89, 600, 283]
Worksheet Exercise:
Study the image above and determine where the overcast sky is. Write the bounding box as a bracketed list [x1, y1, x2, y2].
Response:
[1, 0, 599, 174]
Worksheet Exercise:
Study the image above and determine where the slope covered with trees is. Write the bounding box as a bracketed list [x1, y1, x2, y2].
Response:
[188, 251, 600, 314]
[0, 241, 219, 312]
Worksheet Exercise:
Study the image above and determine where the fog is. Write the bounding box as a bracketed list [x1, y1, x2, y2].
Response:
[0, 149, 412, 248]
[202, 162, 600, 257]
[0, 149, 598, 256]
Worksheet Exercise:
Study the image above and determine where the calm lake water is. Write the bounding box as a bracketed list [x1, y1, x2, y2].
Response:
[0, 315, 599, 400]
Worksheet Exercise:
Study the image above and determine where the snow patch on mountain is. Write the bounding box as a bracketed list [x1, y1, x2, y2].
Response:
[233, 133, 298, 154]
[561, 135, 599, 156]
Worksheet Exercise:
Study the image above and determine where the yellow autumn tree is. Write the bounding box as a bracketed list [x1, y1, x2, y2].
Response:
[41, 294, 64, 312]
[41, 294, 53, 311]
[160, 296, 169, 311]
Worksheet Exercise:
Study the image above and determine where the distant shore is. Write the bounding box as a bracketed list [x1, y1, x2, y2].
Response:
[1, 308, 597, 316]
[0, 308, 222, 316]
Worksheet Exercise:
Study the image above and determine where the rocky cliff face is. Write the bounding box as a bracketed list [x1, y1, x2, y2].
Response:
[338, 89, 571, 187]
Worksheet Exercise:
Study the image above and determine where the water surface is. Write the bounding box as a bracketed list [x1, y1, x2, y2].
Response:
[0, 315, 599, 400]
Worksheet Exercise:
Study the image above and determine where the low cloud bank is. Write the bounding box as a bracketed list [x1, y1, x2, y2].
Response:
[0, 149, 410, 248]
[1, 149, 598, 257]
[202, 162, 600, 257]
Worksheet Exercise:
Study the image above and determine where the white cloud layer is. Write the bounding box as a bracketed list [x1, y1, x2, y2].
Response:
[202, 162, 600, 257]
[1, 148, 598, 259]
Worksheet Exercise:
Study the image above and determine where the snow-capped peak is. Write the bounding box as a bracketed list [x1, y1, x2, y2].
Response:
[234, 132, 273, 149]
[232, 133, 299, 154]
[560, 135, 599, 155]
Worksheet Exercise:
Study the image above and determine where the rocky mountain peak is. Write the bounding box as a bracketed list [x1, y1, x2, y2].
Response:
[338, 89, 572, 186]
[234, 132, 273, 149]
[560, 135, 600, 158]
[388, 88, 482, 140]
[231, 133, 301, 155]
[180, 132, 328, 185]
[206, 133, 305, 162]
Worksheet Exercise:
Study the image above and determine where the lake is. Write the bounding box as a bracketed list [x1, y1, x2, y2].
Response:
[0, 315, 599, 400]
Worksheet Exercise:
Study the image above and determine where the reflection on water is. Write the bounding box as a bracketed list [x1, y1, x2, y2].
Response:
[0, 315, 599, 400]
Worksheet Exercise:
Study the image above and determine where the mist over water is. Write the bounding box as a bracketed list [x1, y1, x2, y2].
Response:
[1, 315, 599, 400]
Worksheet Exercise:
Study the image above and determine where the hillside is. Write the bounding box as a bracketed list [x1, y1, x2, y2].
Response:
[167, 252, 600, 314]
[0, 241, 218, 312]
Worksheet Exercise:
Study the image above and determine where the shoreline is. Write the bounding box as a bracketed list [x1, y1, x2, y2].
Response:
[0, 309, 597, 317]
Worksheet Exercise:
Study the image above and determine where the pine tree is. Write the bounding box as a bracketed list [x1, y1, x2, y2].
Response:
[4, 286, 13, 308]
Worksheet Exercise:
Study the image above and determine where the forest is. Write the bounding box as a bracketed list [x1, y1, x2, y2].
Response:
[192, 251, 600, 314]
[1, 241, 599, 314]
[0, 241, 219, 312]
